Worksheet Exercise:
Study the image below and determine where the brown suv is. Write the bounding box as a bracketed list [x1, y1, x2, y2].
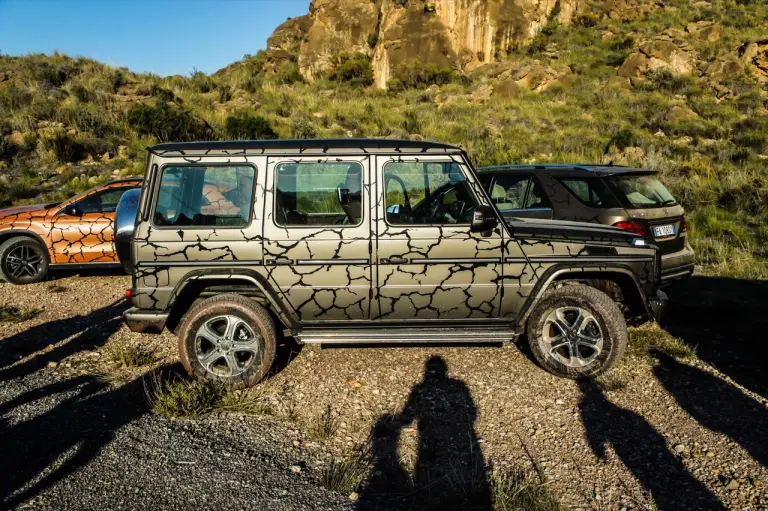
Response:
[478, 165, 694, 285]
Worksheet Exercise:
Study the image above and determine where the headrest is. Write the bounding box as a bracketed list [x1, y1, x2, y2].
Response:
[491, 184, 506, 199]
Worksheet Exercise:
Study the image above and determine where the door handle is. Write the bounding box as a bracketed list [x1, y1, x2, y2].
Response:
[380, 257, 408, 264]
[265, 258, 293, 266]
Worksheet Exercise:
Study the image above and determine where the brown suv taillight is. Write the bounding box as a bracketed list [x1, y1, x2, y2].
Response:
[613, 221, 646, 236]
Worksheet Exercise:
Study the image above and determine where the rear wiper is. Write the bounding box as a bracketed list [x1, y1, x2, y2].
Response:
[660, 199, 677, 206]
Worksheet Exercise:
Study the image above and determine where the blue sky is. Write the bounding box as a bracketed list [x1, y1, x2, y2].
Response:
[0, 0, 311, 76]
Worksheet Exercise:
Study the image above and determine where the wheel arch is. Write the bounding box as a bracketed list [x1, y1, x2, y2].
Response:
[516, 264, 651, 327]
[163, 268, 299, 335]
[0, 229, 52, 261]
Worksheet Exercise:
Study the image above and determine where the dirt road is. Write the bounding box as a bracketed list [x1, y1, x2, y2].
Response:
[1, 273, 766, 510]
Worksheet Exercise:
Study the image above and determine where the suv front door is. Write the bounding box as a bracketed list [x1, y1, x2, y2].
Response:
[263, 156, 372, 322]
[375, 157, 503, 320]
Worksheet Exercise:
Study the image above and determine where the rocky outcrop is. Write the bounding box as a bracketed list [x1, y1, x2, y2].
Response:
[617, 32, 697, 81]
[270, 0, 598, 88]
[740, 38, 768, 83]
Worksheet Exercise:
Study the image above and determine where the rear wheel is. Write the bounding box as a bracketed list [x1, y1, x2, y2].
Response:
[0, 236, 49, 285]
[178, 294, 276, 388]
[526, 284, 627, 379]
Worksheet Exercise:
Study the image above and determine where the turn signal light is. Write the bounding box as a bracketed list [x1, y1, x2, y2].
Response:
[613, 221, 647, 236]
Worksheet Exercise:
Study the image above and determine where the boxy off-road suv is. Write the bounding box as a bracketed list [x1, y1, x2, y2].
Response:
[116, 139, 667, 388]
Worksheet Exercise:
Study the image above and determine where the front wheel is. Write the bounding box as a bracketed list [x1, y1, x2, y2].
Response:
[526, 284, 627, 379]
[178, 294, 276, 389]
[0, 236, 49, 285]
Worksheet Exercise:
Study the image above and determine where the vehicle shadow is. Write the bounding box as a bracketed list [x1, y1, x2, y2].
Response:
[356, 356, 491, 511]
[0, 299, 126, 382]
[578, 379, 725, 510]
[0, 365, 168, 508]
[653, 351, 768, 469]
[662, 276, 768, 400]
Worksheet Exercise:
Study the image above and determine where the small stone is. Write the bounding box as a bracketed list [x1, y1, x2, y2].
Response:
[289, 465, 301, 473]
[293, 440, 300, 447]
[47, 361, 58, 369]
[673, 444, 687, 454]
[555, 398, 565, 405]
[706, 451, 715, 458]
[725, 479, 739, 491]
[349, 492, 359, 502]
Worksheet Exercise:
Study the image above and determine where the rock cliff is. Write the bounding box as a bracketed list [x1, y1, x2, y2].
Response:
[269, 0, 600, 88]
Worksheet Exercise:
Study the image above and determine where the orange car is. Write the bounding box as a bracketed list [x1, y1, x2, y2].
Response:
[0, 178, 142, 285]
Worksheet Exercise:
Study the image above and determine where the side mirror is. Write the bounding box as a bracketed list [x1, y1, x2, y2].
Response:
[115, 188, 141, 273]
[64, 205, 82, 216]
[470, 205, 498, 234]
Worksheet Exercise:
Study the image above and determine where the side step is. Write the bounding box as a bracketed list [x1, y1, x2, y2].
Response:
[296, 326, 519, 345]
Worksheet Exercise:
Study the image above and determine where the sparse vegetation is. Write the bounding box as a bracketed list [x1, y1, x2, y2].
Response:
[319, 446, 371, 493]
[306, 405, 338, 441]
[491, 467, 567, 511]
[628, 325, 697, 359]
[106, 342, 157, 368]
[224, 113, 277, 140]
[0, 304, 41, 322]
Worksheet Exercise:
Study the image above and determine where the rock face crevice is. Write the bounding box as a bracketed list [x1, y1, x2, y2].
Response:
[269, 0, 588, 88]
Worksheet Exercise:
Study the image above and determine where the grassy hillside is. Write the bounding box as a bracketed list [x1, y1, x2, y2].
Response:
[0, 0, 766, 277]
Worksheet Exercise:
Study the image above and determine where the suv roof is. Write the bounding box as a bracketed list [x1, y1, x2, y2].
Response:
[478, 164, 656, 177]
[149, 139, 464, 157]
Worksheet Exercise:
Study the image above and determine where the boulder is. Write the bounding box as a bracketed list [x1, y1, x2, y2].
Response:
[601, 0, 662, 21]
[617, 35, 696, 80]
[739, 38, 768, 83]
[703, 57, 743, 84]
[492, 78, 523, 99]
[685, 21, 722, 42]
[665, 106, 699, 123]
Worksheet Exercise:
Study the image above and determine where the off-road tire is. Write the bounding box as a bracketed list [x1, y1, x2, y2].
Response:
[526, 283, 627, 379]
[178, 294, 276, 389]
[0, 236, 49, 285]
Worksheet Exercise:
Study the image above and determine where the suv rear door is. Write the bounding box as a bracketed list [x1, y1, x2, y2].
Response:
[262, 156, 372, 322]
[375, 156, 503, 320]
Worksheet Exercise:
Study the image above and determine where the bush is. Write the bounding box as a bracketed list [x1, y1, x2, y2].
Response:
[291, 117, 317, 139]
[40, 133, 86, 163]
[190, 70, 216, 93]
[224, 113, 278, 140]
[126, 99, 214, 142]
[150, 84, 175, 103]
[387, 61, 457, 91]
[328, 53, 374, 88]
[276, 61, 303, 85]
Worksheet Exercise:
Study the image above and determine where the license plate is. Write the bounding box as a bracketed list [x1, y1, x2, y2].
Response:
[653, 224, 676, 237]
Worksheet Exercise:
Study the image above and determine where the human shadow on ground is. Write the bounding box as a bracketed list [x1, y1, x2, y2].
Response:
[0, 365, 167, 509]
[663, 276, 768, 400]
[653, 351, 768, 469]
[0, 299, 126, 381]
[578, 379, 725, 511]
[356, 356, 491, 511]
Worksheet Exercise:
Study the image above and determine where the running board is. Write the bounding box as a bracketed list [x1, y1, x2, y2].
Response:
[296, 327, 519, 344]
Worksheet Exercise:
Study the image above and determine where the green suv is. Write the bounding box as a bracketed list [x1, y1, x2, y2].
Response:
[116, 139, 667, 388]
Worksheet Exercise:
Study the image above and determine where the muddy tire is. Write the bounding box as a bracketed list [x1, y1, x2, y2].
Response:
[0, 236, 49, 285]
[526, 284, 627, 379]
[178, 294, 276, 389]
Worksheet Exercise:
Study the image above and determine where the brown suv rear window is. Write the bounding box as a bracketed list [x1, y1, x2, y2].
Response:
[560, 178, 621, 208]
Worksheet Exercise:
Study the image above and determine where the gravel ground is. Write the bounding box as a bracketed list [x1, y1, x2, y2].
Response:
[1, 273, 767, 510]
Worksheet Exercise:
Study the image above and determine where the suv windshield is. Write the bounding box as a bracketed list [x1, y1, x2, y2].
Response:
[607, 174, 677, 208]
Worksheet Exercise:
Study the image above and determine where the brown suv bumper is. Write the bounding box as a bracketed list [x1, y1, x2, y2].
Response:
[661, 244, 694, 285]
[123, 308, 168, 334]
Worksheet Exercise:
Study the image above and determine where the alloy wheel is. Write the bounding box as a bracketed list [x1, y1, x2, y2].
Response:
[540, 306, 604, 368]
[194, 315, 262, 377]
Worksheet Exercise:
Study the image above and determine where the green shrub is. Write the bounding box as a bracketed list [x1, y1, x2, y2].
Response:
[224, 113, 277, 140]
[126, 99, 214, 142]
[291, 117, 317, 139]
[387, 61, 456, 91]
[276, 61, 303, 85]
[150, 84, 175, 103]
[190, 70, 216, 93]
[112, 70, 126, 91]
[40, 133, 86, 163]
[328, 53, 374, 88]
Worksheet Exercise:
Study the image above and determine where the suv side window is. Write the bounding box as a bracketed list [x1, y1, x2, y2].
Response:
[73, 187, 135, 214]
[154, 166, 255, 227]
[384, 162, 479, 225]
[274, 162, 363, 227]
[524, 178, 551, 209]
[486, 174, 529, 211]
[560, 178, 620, 208]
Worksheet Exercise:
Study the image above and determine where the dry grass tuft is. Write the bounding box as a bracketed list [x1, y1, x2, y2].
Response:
[106, 342, 157, 368]
[628, 325, 697, 359]
[492, 467, 567, 511]
[319, 445, 371, 494]
[306, 405, 339, 441]
[0, 305, 41, 323]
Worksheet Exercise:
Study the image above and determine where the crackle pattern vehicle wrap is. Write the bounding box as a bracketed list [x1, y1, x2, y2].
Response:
[0, 179, 142, 265]
[128, 141, 660, 332]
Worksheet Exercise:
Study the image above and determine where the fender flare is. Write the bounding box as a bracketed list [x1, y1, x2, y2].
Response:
[515, 263, 651, 327]
[165, 267, 300, 332]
